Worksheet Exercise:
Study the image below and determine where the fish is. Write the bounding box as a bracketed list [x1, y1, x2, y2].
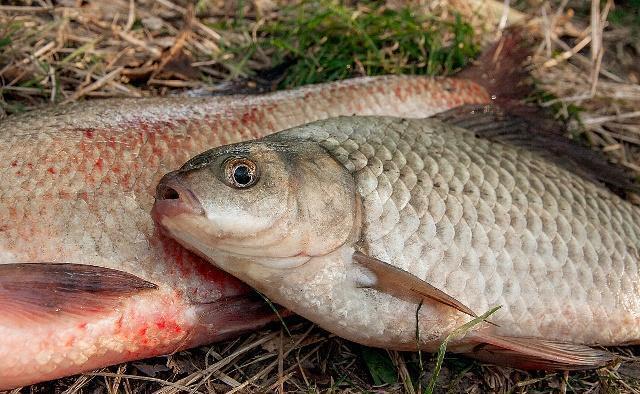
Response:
[0, 75, 499, 389]
[153, 104, 640, 371]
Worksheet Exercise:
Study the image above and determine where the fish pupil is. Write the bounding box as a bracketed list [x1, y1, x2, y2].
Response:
[233, 165, 252, 186]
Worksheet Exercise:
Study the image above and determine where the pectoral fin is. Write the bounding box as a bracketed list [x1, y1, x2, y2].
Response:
[0, 263, 157, 325]
[462, 331, 615, 370]
[352, 251, 477, 319]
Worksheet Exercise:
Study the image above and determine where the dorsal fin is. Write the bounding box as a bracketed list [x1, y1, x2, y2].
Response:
[0, 263, 157, 325]
[433, 104, 640, 197]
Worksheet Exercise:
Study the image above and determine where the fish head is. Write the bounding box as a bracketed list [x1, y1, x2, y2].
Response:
[152, 136, 361, 279]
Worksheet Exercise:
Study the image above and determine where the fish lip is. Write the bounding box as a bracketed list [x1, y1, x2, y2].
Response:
[152, 175, 205, 224]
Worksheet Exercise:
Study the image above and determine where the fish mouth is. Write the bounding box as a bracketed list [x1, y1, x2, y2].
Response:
[152, 172, 205, 224]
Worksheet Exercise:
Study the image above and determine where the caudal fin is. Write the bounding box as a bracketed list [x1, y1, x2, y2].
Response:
[456, 26, 534, 108]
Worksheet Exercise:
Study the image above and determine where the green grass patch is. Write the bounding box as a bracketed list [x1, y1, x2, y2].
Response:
[0, 21, 22, 51]
[212, 0, 479, 89]
[608, 0, 640, 29]
[361, 347, 397, 386]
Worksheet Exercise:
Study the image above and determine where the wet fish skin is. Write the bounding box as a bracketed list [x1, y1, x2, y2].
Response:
[0, 75, 489, 389]
[154, 114, 640, 368]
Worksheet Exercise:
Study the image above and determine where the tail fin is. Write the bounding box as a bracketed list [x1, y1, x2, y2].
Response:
[456, 26, 534, 109]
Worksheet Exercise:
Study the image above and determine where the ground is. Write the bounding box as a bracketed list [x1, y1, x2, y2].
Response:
[1, 0, 640, 392]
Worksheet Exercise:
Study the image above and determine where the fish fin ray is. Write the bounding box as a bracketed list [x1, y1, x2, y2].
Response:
[0, 263, 157, 324]
[352, 251, 477, 319]
[462, 332, 615, 370]
[432, 104, 640, 196]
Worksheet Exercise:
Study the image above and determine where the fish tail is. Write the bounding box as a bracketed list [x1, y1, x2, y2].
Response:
[456, 26, 534, 109]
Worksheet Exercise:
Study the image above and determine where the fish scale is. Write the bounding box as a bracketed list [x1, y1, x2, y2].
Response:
[301, 116, 640, 344]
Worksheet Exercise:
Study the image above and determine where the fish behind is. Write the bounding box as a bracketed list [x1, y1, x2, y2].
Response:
[0, 74, 495, 390]
[154, 107, 640, 370]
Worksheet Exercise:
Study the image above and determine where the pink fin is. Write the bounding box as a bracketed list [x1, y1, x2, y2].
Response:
[352, 252, 477, 319]
[0, 263, 157, 323]
[195, 294, 290, 339]
[464, 332, 615, 370]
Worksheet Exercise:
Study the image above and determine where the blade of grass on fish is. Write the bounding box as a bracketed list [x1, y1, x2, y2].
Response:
[424, 306, 501, 394]
[255, 290, 291, 337]
[415, 300, 424, 393]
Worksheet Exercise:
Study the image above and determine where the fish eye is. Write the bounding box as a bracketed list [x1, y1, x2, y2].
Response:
[224, 158, 258, 188]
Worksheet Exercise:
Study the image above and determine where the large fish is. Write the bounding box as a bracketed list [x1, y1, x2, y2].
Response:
[153, 106, 640, 370]
[0, 74, 495, 389]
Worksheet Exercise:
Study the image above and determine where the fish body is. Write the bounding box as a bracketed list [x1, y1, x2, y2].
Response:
[154, 113, 640, 369]
[0, 76, 489, 389]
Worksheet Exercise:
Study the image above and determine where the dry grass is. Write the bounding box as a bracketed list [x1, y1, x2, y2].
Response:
[529, 0, 640, 187]
[2, 0, 640, 393]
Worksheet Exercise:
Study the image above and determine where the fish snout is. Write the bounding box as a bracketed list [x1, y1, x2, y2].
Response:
[153, 173, 205, 222]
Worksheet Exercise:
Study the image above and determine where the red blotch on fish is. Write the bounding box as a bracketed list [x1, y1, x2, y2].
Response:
[154, 317, 183, 335]
[121, 173, 131, 188]
[241, 109, 258, 125]
[194, 257, 233, 285]
[138, 325, 148, 337]
[47, 167, 56, 174]
[394, 86, 405, 101]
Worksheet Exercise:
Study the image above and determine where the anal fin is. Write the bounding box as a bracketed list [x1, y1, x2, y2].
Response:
[463, 332, 615, 370]
[0, 263, 157, 325]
